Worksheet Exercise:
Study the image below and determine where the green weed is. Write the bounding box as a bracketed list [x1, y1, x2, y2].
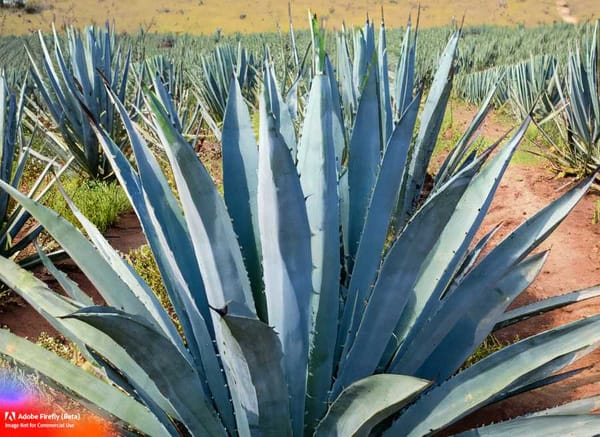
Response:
[127, 244, 183, 336]
[42, 176, 131, 233]
[461, 334, 510, 369]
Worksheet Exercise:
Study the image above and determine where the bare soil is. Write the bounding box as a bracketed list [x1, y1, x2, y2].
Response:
[0, 210, 144, 339]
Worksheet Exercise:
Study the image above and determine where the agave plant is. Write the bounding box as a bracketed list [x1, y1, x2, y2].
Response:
[505, 54, 559, 121]
[25, 23, 131, 179]
[544, 20, 600, 177]
[132, 56, 203, 141]
[454, 53, 559, 122]
[0, 74, 66, 268]
[1, 19, 600, 437]
[193, 43, 259, 139]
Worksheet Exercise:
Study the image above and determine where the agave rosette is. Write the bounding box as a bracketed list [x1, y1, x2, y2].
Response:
[0, 18, 599, 436]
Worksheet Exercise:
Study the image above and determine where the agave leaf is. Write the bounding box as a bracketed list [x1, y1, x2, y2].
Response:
[403, 251, 548, 381]
[97, 83, 214, 331]
[34, 241, 92, 306]
[65, 307, 226, 436]
[103, 89, 235, 430]
[26, 41, 62, 124]
[0, 330, 168, 437]
[285, 76, 300, 121]
[0, 180, 152, 319]
[394, 18, 417, 118]
[147, 91, 255, 314]
[297, 72, 340, 430]
[219, 309, 293, 437]
[315, 375, 431, 437]
[54, 177, 183, 353]
[91, 110, 235, 429]
[325, 55, 347, 168]
[263, 62, 297, 158]
[222, 77, 264, 320]
[529, 395, 600, 417]
[436, 82, 497, 186]
[258, 82, 312, 435]
[148, 68, 182, 133]
[397, 172, 599, 378]
[443, 223, 503, 298]
[333, 147, 490, 395]
[0, 256, 180, 420]
[339, 168, 351, 269]
[492, 351, 591, 405]
[378, 19, 393, 144]
[386, 315, 600, 436]
[336, 29, 357, 118]
[457, 415, 600, 436]
[388, 121, 529, 372]
[352, 28, 367, 98]
[347, 61, 382, 271]
[337, 90, 421, 368]
[396, 30, 459, 226]
[495, 284, 600, 330]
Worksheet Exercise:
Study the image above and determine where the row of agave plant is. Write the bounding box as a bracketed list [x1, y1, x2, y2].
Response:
[454, 53, 559, 121]
[12, 23, 256, 182]
[1, 14, 600, 437]
[455, 20, 599, 178]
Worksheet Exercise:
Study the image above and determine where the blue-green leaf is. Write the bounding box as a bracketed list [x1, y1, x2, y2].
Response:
[336, 91, 421, 380]
[315, 375, 430, 437]
[0, 330, 169, 437]
[297, 72, 340, 430]
[396, 30, 459, 226]
[258, 83, 312, 436]
[222, 77, 264, 320]
[263, 63, 297, 158]
[386, 315, 600, 436]
[347, 61, 382, 270]
[378, 19, 393, 144]
[388, 121, 529, 371]
[495, 284, 600, 330]
[147, 92, 255, 314]
[458, 415, 600, 436]
[405, 252, 548, 381]
[219, 310, 293, 437]
[65, 307, 226, 437]
[333, 147, 489, 395]
[0, 180, 151, 319]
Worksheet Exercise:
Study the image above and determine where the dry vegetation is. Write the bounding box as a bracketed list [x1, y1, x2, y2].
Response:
[0, 0, 598, 35]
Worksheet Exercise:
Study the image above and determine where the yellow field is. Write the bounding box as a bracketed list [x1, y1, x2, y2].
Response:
[0, 0, 598, 36]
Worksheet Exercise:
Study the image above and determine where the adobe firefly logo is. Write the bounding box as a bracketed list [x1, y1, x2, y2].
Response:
[4, 411, 16, 422]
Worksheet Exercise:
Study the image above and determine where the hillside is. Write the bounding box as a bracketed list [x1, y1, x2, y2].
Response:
[0, 0, 598, 35]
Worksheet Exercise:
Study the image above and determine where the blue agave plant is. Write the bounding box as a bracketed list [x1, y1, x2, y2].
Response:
[0, 18, 598, 437]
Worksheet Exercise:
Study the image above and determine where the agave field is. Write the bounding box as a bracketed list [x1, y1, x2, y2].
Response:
[0, 7, 599, 436]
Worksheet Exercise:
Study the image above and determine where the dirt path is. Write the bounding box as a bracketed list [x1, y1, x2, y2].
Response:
[556, 0, 579, 24]
[0, 211, 145, 339]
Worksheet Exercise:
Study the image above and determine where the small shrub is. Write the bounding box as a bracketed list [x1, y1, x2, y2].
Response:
[43, 176, 131, 233]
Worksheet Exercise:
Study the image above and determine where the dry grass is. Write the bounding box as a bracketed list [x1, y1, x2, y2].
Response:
[0, 0, 597, 36]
